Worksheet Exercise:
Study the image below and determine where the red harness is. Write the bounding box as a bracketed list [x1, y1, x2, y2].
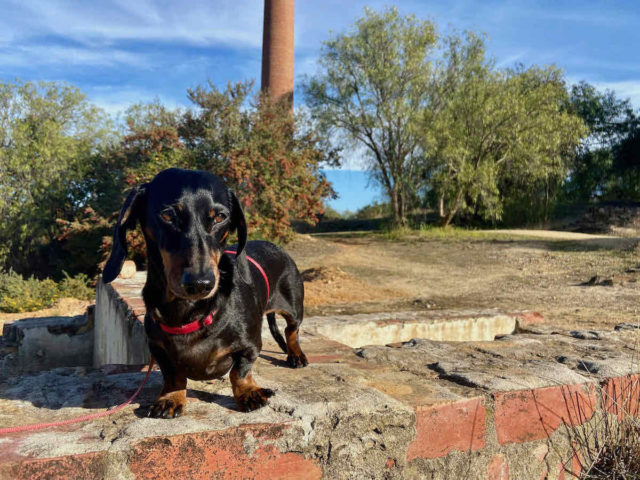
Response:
[158, 250, 270, 335]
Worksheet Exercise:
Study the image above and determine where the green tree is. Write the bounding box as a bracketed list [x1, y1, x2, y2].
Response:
[0, 80, 113, 275]
[564, 82, 638, 201]
[610, 126, 640, 199]
[303, 7, 438, 225]
[428, 51, 586, 225]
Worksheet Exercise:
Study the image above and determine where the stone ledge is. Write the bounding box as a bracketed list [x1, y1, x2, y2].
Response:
[3, 272, 640, 479]
[0, 424, 322, 480]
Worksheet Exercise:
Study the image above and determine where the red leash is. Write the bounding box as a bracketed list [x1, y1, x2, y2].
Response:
[0, 358, 155, 436]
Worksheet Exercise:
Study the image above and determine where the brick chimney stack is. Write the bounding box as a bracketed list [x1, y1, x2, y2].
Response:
[261, 0, 294, 107]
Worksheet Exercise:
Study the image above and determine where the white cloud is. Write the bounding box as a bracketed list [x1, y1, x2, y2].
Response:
[0, 44, 147, 68]
[592, 80, 640, 110]
[495, 52, 526, 69]
[7, 0, 264, 48]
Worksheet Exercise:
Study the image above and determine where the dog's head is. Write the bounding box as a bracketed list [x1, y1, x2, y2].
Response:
[102, 168, 247, 301]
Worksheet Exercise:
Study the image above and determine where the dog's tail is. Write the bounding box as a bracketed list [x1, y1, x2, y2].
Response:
[267, 313, 288, 354]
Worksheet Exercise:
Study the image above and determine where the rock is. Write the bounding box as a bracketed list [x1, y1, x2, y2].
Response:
[570, 330, 601, 340]
[614, 322, 640, 331]
[118, 260, 137, 279]
[581, 275, 614, 287]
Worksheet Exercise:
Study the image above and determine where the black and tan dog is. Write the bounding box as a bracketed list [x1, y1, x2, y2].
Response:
[103, 168, 308, 417]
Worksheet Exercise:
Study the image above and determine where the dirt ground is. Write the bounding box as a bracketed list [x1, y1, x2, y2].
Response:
[2, 229, 640, 332]
[288, 229, 640, 330]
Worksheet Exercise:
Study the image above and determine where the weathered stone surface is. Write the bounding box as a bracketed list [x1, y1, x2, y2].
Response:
[4, 269, 640, 479]
[355, 330, 639, 393]
[304, 309, 536, 347]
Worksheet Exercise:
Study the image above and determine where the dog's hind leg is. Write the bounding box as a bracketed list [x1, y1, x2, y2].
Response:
[267, 312, 287, 353]
[282, 312, 308, 369]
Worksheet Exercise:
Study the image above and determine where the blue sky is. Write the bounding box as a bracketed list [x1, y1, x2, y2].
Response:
[1, 0, 638, 210]
[2, 0, 638, 119]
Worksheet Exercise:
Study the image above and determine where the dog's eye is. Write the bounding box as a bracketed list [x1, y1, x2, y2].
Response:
[209, 210, 226, 224]
[160, 209, 175, 224]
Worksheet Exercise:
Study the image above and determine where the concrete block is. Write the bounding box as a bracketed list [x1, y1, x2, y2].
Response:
[94, 273, 149, 367]
[2, 315, 93, 372]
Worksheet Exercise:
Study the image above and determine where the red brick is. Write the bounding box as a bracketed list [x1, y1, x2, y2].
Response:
[515, 312, 544, 327]
[406, 397, 486, 460]
[487, 454, 509, 480]
[261, 0, 294, 105]
[0, 451, 107, 480]
[305, 354, 343, 363]
[129, 423, 322, 480]
[601, 374, 640, 420]
[494, 383, 596, 445]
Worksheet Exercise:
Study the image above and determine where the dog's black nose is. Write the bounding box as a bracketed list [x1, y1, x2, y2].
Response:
[181, 272, 215, 296]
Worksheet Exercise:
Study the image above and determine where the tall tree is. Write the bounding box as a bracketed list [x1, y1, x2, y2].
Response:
[428, 54, 586, 225]
[303, 7, 438, 225]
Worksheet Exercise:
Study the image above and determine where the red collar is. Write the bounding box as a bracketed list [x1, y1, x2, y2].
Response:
[159, 311, 216, 335]
[155, 251, 269, 335]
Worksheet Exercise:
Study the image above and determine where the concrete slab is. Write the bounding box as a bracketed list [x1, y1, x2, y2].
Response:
[2, 315, 93, 372]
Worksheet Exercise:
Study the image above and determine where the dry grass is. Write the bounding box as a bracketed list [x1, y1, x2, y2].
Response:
[3, 228, 639, 334]
[561, 374, 640, 479]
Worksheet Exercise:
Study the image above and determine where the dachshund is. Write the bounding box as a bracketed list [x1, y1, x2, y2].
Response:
[102, 168, 308, 417]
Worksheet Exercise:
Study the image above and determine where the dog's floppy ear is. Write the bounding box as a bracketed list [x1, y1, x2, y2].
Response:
[229, 189, 247, 258]
[102, 184, 147, 284]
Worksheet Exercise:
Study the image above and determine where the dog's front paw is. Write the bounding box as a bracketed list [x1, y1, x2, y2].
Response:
[235, 387, 274, 412]
[147, 392, 186, 419]
[287, 351, 308, 369]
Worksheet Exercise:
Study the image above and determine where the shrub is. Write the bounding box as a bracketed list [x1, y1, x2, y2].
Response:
[187, 86, 337, 243]
[3, 81, 337, 279]
[0, 270, 93, 313]
[57, 272, 94, 301]
[559, 376, 640, 479]
[355, 201, 391, 220]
